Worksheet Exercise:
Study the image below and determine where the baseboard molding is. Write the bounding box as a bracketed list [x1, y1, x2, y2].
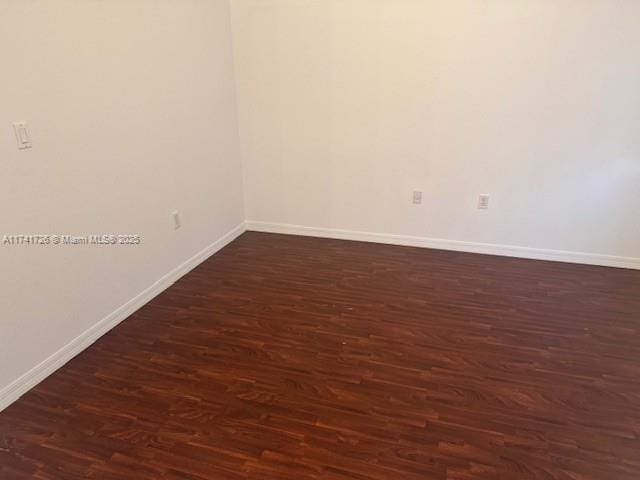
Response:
[0, 221, 246, 413]
[2, 219, 635, 412]
[246, 221, 640, 270]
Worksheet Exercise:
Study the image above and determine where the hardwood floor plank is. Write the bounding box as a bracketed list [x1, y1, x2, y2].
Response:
[1, 232, 640, 479]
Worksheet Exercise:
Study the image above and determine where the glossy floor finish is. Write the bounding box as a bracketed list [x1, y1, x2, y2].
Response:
[2, 232, 640, 480]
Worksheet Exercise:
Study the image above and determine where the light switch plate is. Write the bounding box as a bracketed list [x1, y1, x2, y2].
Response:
[13, 122, 32, 150]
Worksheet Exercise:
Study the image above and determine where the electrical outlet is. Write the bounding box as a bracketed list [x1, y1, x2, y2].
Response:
[172, 211, 181, 230]
[478, 194, 490, 210]
[412, 190, 423, 205]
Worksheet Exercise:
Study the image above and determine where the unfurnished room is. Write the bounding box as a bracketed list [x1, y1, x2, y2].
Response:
[1, 1, 640, 479]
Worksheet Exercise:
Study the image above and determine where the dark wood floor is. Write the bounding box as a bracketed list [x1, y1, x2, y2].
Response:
[2, 232, 640, 479]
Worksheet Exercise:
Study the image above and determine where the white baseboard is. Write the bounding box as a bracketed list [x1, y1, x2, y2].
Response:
[1, 219, 635, 412]
[246, 221, 640, 270]
[0, 222, 246, 413]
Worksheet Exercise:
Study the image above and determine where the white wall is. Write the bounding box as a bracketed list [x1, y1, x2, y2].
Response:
[231, 0, 640, 262]
[0, 0, 244, 402]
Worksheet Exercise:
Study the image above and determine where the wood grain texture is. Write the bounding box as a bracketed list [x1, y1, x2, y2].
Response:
[1, 231, 640, 479]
